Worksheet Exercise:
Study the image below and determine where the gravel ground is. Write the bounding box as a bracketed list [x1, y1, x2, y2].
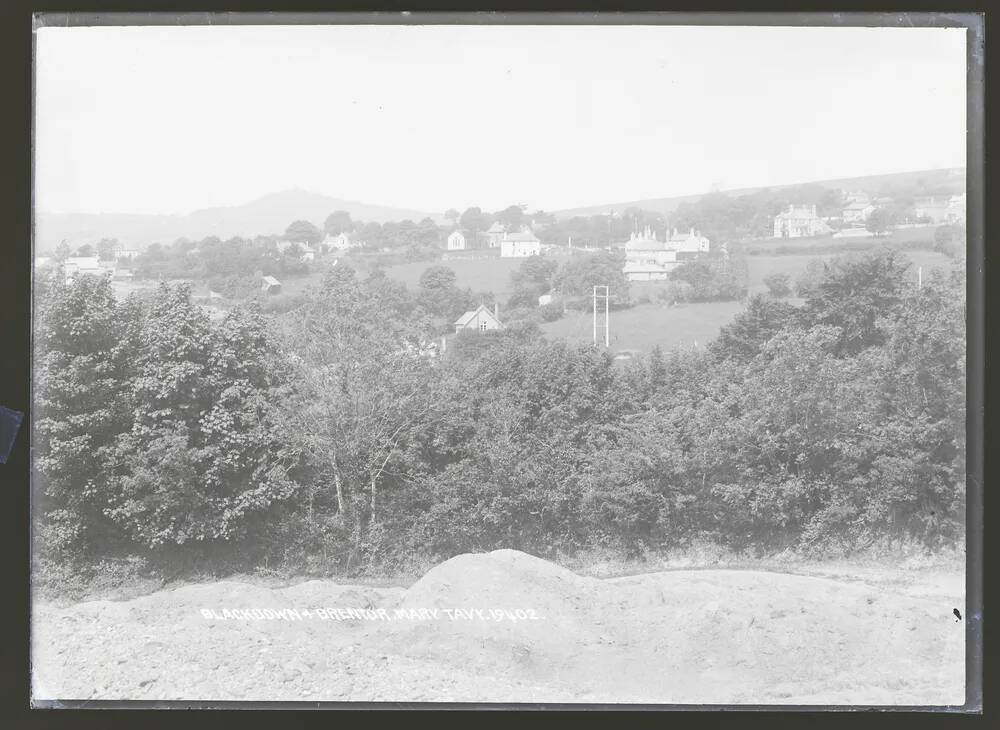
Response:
[31, 549, 966, 705]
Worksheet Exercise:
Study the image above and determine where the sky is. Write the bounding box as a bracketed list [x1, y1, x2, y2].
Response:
[34, 23, 968, 216]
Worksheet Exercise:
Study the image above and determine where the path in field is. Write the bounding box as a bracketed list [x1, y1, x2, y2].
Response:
[32, 550, 965, 705]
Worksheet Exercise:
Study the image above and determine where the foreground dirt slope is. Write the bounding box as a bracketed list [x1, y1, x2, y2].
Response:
[32, 549, 965, 705]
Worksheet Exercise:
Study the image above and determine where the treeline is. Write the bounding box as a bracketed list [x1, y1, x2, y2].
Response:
[33, 249, 965, 579]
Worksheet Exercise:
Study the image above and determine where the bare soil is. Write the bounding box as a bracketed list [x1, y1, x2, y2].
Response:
[31, 549, 965, 705]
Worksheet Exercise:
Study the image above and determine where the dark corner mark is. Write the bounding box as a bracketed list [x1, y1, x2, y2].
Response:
[953, 608, 962, 622]
[0, 405, 24, 464]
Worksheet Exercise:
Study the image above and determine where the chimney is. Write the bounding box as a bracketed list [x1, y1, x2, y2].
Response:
[690, 227, 695, 237]
[441, 336, 447, 353]
[494, 302, 499, 319]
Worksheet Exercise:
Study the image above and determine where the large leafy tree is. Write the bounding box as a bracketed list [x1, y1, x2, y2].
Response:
[508, 256, 557, 307]
[284, 219, 323, 245]
[275, 266, 441, 565]
[800, 249, 911, 355]
[323, 211, 354, 236]
[552, 251, 629, 304]
[103, 285, 295, 548]
[33, 271, 139, 553]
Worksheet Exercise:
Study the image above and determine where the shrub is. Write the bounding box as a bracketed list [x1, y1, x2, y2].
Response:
[762, 272, 792, 298]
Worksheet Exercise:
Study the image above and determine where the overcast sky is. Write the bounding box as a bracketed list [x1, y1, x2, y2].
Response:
[35, 23, 967, 216]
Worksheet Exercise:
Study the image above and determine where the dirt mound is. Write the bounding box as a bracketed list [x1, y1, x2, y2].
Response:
[32, 551, 966, 704]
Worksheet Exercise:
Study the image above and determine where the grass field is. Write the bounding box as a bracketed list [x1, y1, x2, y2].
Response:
[382, 257, 525, 299]
[539, 301, 745, 354]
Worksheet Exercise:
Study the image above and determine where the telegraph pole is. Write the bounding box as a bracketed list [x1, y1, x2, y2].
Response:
[593, 285, 610, 348]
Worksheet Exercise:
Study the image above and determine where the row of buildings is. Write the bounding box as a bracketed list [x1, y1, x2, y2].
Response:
[446, 223, 543, 258]
[621, 226, 711, 281]
[772, 191, 967, 239]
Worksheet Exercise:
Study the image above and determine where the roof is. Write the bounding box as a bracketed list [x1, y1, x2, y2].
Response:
[843, 201, 873, 211]
[262, 276, 282, 286]
[503, 231, 540, 243]
[66, 256, 102, 269]
[487, 222, 506, 233]
[454, 304, 501, 327]
[625, 240, 668, 251]
[448, 229, 467, 237]
[623, 261, 672, 273]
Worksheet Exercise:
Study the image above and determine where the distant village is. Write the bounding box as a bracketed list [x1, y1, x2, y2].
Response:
[40, 181, 967, 303]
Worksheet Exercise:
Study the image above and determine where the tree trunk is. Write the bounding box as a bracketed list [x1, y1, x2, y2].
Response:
[333, 463, 345, 515]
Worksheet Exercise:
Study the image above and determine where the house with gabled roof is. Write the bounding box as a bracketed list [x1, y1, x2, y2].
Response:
[500, 229, 541, 258]
[485, 221, 507, 248]
[261, 275, 282, 295]
[454, 304, 504, 334]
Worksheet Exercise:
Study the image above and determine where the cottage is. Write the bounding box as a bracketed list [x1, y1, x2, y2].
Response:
[454, 304, 504, 334]
[261, 275, 282, 295]
[500, 230, 541, 258]
[772, 205, 831, 238]
[447, 230, 467, 251]
[485, 222, 507, 248]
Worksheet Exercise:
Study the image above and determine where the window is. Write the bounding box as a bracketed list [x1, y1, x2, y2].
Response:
[480, 321, 488, 333]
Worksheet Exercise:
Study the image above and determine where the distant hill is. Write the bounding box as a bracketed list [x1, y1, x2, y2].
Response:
[34, 189, 435, 253]
[552, 168, 966, 220]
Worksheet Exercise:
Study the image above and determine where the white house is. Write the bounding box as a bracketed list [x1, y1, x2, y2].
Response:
[500, 230, 541, 258]
[447, 230, 467, 251]
[454, 304, 505, 334]
[665, 227, 711, 254]
[621, 226, 688, 281]
[324, 232, 363, 251]
[772, 205, 831, 238]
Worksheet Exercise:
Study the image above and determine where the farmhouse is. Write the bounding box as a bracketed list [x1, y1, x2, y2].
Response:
[772, 205, 831, 238]
[500, 230, 541, 258]
[454, 304, 504, 334]
[447, 230, 467, 251]
[261, 275, 282, 295]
